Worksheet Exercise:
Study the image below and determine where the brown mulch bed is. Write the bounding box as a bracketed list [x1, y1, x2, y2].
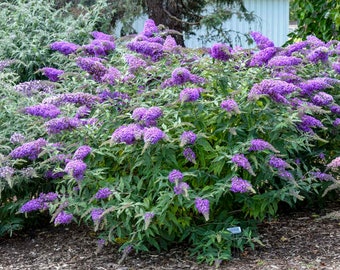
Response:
[1, 202, 340, 270]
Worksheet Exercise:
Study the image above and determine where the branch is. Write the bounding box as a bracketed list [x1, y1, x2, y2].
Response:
[162, 8, 200, 25]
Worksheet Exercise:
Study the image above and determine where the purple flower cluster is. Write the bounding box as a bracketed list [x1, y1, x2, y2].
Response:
[143, 127, 165, 144]
[54, 211, 73, 225]
[45, 117, 81, 134]
[91, 31, 114, 41]
[278, 170, 294, 180]
[307, 46, 329, 63]
[73, 145, 92, 160]
[64, 159, 87, 180]
[111, 124, 144, 144]
[268, 156, 289, 169]
[168, 169, 183, 184]
[311, 171, 334, 181]
[41, 67, 64, 82]
[14, 80, 55, 96]
[333, 118, 340, 127]
[179, 87, 203, 102]
[332, 62, 340, 74]
[10, 132, 26, 144]
[132, 106, 163, 126]
[210, 43, 232, 61]
[273, 71, 302, 84]
[330, 105, 340, 115]
[306, 35, 325, 48]
[43, 92, 100, 107]
[91, 208, 104, 222]
[248, 139, 279, 152]
[231, 154, 255, 176]
[183, 147, 196, 163]
[163, 35, 179, 52]
[0, 59, 16, 72]
[221, 99, 240, 113]
[24, 103, 61, 119]
[97, 89, 130, 103]
[173, 182, 190, 196]
[76, 57, 108, 82]
[95, 187, 112, 200]
[83, 39, 115, 57]
[0, 166, 15, 179]
[248, 79, 298, 104]
[180, 131, 197, 147]
[142, 19, 159, 37]
[10, 138, 47, 160]
[101, 67, 122, 85]
[327, 156, 340, 168]
[282, 41, 308, 56]
[250, 31, 275, 50]
[249, 47, 277, 67]
[127, 38, 164, 61]
[125, 54, 148, 73]
[230, 176, 252, 193]
[298, 78, 333, 96]
[20, 192, 58, 213]
[50, 41, 79, 55]
[144, 211, 155, 229]
[267, 56, 302, 67]
[297, 115, 323, 133]
[75, 106, 91, 118]
[195, 198, 210, 221]
[311, 92, 334, 106]
[168, 169, 189, 196]
[162, 68, 205, 88]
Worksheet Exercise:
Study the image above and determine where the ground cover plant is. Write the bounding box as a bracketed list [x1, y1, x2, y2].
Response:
[1, 16, 340, 265]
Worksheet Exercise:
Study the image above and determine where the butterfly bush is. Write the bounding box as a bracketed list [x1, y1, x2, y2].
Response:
[9, 19, 340, 264]
[41, 67, 64, 82]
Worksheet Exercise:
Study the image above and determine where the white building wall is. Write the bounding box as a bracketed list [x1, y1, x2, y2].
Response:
[114, 0, 289, 49]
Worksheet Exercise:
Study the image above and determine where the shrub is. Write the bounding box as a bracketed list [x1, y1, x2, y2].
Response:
[1, 19, 339, 265]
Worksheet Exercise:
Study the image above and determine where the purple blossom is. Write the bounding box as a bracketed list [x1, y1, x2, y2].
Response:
[142, 107, 163, 126]
[45, 117, 81, 134]
[273, 71, 302, 84]
[179, 87, 203, 102]
[330, 105, 340, 115]
[231, 154, 255, 176]
[332, 62, 340, 74]
[97, 89, 130, 103]
[143, 127, 165, 144]
[83, 39, 115, 56]
[91, 208, 104, 222]
[73, 145, 92, 160]
[14, 80, 55, 96]
[10, 138, 47, 160]
[311, 92, 334, 106]
[101, 67, 122, 85]
[311, 171, 334, 181]
[144, 212, 155, 230]
[142, 19, 158, 37]
[95, 188, 112, 200]
[210, 43, 232, 61]
[0, 59, 16, 72]
[180, 131, 197, 147]
[163, 35, 179, 52]
[267, 56, 302, 67]
[20, 198, 45, 213]
[24, 104, 61, 119]
[307, 46, 329, 63]
[76, 57, 108, 82]
[168, 169, 183, 183]
[54, 211, 73, 225]
[268, 156, 289, 169]
[333, 118, 340, 127]
[91, 31, 114, 41]
[75, 106, 91, 118]
[43, 92, 100, 107]
[250, 31, 275, 50]
[132, 107, 148, 121]
[183, 147, 196, 163]
[221, 99, 240, 113]
[282, 41, 308, 56]
[306, 35, 325, 48]
[125, 54, 147, 73]
[297, 115, 323, 133]
[39, 192, 58, 202]
[248, 139, 279, 152]
[41, 67, 64, 82]
[195, 198, 210, 221]
[249, 47, 278, 67]
[111, 124, 144, 144]
[10, 132, 26, 144]
[161, 67, 205, 88]
[327, 157, 340, 168]
[278, 170, 294, 180]
[127, 39, 163, 61]
[0, 166, 15, 179]
[45, 170, 66, 180]
[230, 176, 252, 193]
[64, 159, 87, 180]
[174, 182, 190, 196]
[50, 41, 79, 55]
[298, 78, 333, 96]
[249, 79, 298, 104]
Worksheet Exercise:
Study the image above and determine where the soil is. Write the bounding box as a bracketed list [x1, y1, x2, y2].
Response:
[1, 202, 340, 270]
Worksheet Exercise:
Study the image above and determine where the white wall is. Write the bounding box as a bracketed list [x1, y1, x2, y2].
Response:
[114, 0, 289, 49]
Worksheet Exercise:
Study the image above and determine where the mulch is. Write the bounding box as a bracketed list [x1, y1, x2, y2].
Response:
[1, 201, 340, 270]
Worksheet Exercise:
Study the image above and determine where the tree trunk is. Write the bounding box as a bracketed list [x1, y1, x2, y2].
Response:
[145, 0, 185, 46]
